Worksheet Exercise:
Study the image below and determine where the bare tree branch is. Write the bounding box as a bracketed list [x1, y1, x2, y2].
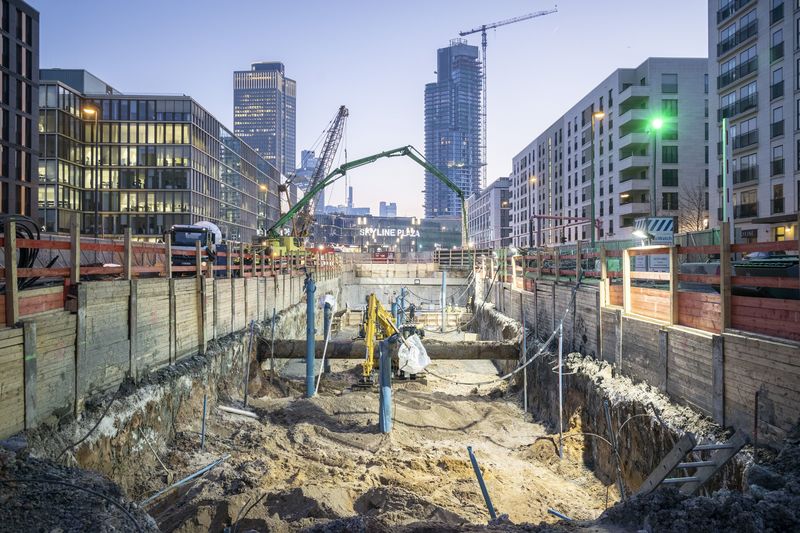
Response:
[678, 183, 707, 234]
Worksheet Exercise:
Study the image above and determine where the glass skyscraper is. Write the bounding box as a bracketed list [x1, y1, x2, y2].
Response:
[38, 69, 281, 242]
[1, 0, 39, 219]
[424, 39, 481, 219]
[233, 62, 296, 178]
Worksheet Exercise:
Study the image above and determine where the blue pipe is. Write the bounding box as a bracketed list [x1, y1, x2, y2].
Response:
[305, 274, 316, 398]
[467, 446, 497, 520]
[323, 302, 332, 374]
[547, 508, 573, 521]
[399, 287, 406, 326]
[378, 340, 392, 433]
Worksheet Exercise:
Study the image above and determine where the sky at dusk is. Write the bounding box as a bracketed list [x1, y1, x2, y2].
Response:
[32, 0, 708, 218]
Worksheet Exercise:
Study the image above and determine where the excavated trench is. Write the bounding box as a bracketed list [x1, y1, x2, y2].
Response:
[6, 276, 794, 532]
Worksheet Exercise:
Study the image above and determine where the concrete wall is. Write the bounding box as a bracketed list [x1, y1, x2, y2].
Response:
[0, 267, 344, 440]
[477, 274, 800, 448]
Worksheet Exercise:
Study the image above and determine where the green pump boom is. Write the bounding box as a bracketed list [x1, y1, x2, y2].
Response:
[266, 145, 469, 243]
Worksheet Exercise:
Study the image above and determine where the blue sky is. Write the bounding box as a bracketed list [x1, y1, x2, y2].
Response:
[32, 0, 708, 217]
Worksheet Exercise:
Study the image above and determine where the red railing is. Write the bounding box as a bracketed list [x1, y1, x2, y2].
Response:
[0, 222, 342, 327]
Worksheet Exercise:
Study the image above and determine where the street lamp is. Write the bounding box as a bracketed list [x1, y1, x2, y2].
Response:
[82, 105, 100, 237]
[649, 116, 664, 218]
[590, 110, 605, 247]
[258, 184, 268, 236]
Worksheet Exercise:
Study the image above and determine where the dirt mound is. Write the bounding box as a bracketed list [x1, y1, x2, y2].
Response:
[266, 486, 354, 520]
[0, 447, 158, 532]
[354, 486, 468, 525]
[598, 424, 800, 532]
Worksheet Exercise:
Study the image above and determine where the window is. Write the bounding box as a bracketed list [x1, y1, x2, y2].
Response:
[772, 28, 784, 47]
[662, 99, 678, 116]
[661, 73, 678, 93]
[720, 22, 737, 42]
[740, 45, 757, 64]
[662, 192, 679, 210]
[704, 73, 709, 94]
[773, 106, 784, 123]
[662, 122, 678, 140]
[662, 146, 678, 163]
[662, 169, 679, 187]
[739, 9, 756, 27]
[721, 57, 737, 75]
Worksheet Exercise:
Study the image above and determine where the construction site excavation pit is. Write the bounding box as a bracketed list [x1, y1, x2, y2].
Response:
[124, 321, 617, 532]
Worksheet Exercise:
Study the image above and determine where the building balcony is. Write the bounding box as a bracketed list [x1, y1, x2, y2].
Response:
[732, 129, 758, 150]
[618, 85, 649, 109]
[717, 0, 755, 24]
[771, 120, 784, 138]
[734, 202, 758, 219]
[617, 107, 650, 128]
[717, 202, 759, 220]
[617, 154, 651, 173]
[771, 158, 784, 176]
[717, 19, 758, 57]
[770, 80, 784, 100]
[618, 199, 650, 216]
[770, 42, 785, 62]
[617, 131, 650, 150]
[617, 177, 650, 194]
[717, 57, 758, 90]
[717, 92, 758, 121]
[770, 2, 784, 25]
[772, 197, 785, 214]
[732, 165, 758, 185]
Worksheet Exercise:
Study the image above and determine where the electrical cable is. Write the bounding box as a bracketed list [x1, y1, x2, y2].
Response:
[0, 214, 42, 290]
[56, 385, 124, 461]
[424, 270, 584, 386]
[0, 477, 145, 533]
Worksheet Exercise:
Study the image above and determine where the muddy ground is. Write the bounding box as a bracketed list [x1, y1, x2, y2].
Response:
[133, 352, 617, 532]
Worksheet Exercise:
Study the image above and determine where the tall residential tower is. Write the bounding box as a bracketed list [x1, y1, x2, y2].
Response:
[233, 62, 296, 177]
[424, 39, 481, 219]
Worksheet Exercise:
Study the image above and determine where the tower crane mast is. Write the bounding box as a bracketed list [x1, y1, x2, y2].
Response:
[459, 7, 557, 188]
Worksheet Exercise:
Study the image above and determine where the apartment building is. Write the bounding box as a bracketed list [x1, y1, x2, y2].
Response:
[510, 58, 708, 248]
[708, 0, 799, 243]
[466, 176, 511, 248]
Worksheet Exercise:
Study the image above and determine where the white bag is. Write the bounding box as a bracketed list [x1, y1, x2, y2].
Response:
[397, 334, 430, 374]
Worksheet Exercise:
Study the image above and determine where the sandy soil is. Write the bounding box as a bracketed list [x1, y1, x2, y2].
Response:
[138, 350, 616, 532]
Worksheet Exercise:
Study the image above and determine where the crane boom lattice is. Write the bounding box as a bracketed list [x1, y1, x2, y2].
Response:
[459, 7, 557, 189]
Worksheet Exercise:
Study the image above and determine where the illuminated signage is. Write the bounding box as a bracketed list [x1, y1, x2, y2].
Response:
[358, 227, 420, 238]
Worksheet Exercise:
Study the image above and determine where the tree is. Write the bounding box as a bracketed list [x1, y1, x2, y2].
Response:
[678, 183, 708, 234]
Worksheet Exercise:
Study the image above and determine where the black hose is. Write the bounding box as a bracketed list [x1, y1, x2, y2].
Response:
[56, 385, 124, 461]
[0, 214, 42, 290]
[0, 478, 145, 533]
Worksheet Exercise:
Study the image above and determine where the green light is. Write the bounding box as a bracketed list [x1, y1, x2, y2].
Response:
[652, 117, 664, 130]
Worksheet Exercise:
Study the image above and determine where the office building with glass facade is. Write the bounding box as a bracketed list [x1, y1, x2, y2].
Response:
[1, 0, 38, 218]
[38, 69, 280, 242]
[233, 62, 296, 177]
[424, 39, 481, 219]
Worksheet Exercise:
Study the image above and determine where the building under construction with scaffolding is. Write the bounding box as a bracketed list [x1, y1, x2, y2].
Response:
[424, 39, 482, 220]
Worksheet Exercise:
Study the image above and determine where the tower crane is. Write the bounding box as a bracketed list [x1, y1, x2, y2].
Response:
[459, 7, 557, 188]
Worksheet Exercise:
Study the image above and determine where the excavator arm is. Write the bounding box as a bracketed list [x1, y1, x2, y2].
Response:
[266, 145, 469, 245]
[361, 293, 404, 380]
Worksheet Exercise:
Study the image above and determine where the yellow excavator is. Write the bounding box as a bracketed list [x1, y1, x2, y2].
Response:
[359, 294, 400, 380]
